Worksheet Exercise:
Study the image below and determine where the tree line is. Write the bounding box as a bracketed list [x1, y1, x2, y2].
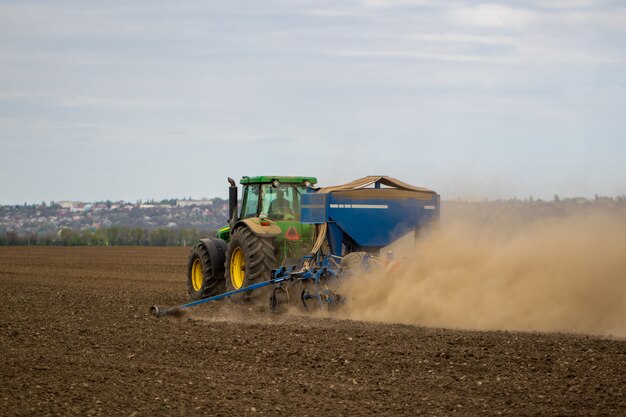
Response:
[0, 227, 215, 247]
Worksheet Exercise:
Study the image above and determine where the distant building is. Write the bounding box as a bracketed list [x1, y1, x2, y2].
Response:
[176, 199, 214, 207]
[57, 201, 83, 209]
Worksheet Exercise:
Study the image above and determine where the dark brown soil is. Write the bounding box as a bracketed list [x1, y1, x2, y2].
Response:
[1, 247, 624, 416]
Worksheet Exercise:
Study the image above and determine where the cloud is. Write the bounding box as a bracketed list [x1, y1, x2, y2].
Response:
[406, 32, 518, 46]
[326, 48, 492, 63]
[450, 4, 538, 29]
[361, 0, 443, 7]
[0, 91, 40, 100]
[60, 96, 191, 111]
[302, 8, 364, 17]
[325, 41, 622, 66]
[530, 0, 616, 9]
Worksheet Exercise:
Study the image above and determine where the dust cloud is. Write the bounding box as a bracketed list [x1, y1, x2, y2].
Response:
[342, 206, 626, 337]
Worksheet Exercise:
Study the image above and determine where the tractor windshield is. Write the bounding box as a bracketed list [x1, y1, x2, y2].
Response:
[260, 184, 306, 221]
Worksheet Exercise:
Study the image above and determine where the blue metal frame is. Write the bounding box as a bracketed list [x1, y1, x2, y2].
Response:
[151, 254, 345, 317]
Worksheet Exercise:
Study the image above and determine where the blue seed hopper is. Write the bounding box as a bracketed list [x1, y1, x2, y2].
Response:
[301, 176, 440, 256]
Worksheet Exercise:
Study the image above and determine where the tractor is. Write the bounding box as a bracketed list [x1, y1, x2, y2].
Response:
[186, 176, 317, 302]
[151, 175, 441, 317]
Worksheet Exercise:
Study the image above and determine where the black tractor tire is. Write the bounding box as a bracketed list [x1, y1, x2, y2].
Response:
[187, 238, 227, 301]
[340, 251, 385, 276]
[225, 227, 276, 303]
[340, 251, 369, 274]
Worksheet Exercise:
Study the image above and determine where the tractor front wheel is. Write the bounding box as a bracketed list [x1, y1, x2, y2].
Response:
[225, 227, 276, 303]
[186, 239, 227, 301]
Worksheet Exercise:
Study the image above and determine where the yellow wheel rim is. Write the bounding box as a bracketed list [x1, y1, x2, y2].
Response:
[191, 258, 203, 291]
[230, 247, 245, 289]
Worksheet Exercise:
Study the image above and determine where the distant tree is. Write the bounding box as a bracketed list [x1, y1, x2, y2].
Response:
[38, 233, 54, 246]
[81, 230, 104, 246]
[131, 227, 147, 245]
[149, 228, 172, 246]
[159, 198, 177, 206]
[106, 226, 120, 245]
[26, 233, 38, 245]
[95, 229, 109, 246]
[57, 229, 82, 246]
[6, 231, 19, 245]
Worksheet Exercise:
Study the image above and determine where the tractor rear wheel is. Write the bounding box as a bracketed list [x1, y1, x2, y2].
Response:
[187, 239, 227, 301]
[340, 251, 385, 276]
[225, 227, 276, 303]
[340, 251, 369, 274]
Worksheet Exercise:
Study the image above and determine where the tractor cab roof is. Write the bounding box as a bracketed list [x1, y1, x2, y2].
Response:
[240, 176, 317, 185]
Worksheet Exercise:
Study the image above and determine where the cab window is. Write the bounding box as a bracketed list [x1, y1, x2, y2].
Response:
[260, 184, 305, 220]
[240, 184, 260, 219]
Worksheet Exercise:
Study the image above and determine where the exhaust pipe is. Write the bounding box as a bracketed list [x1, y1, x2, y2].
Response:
[228, 177, 238, 225]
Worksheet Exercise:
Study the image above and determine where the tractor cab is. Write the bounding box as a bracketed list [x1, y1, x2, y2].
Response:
[233, 176, 318, 259]
[239, 177, 315, 221]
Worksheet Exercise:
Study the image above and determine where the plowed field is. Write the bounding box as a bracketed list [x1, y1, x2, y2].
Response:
[1, 247, 624, 416]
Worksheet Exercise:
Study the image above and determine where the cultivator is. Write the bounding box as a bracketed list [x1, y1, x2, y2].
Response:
[150, 176, 439, 317]
[151, 255, 342, 317]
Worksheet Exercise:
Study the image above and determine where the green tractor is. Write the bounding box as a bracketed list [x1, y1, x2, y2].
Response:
[187, 175, 317, 302]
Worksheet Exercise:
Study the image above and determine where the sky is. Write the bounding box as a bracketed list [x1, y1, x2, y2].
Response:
[1, 0, 625, 204]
